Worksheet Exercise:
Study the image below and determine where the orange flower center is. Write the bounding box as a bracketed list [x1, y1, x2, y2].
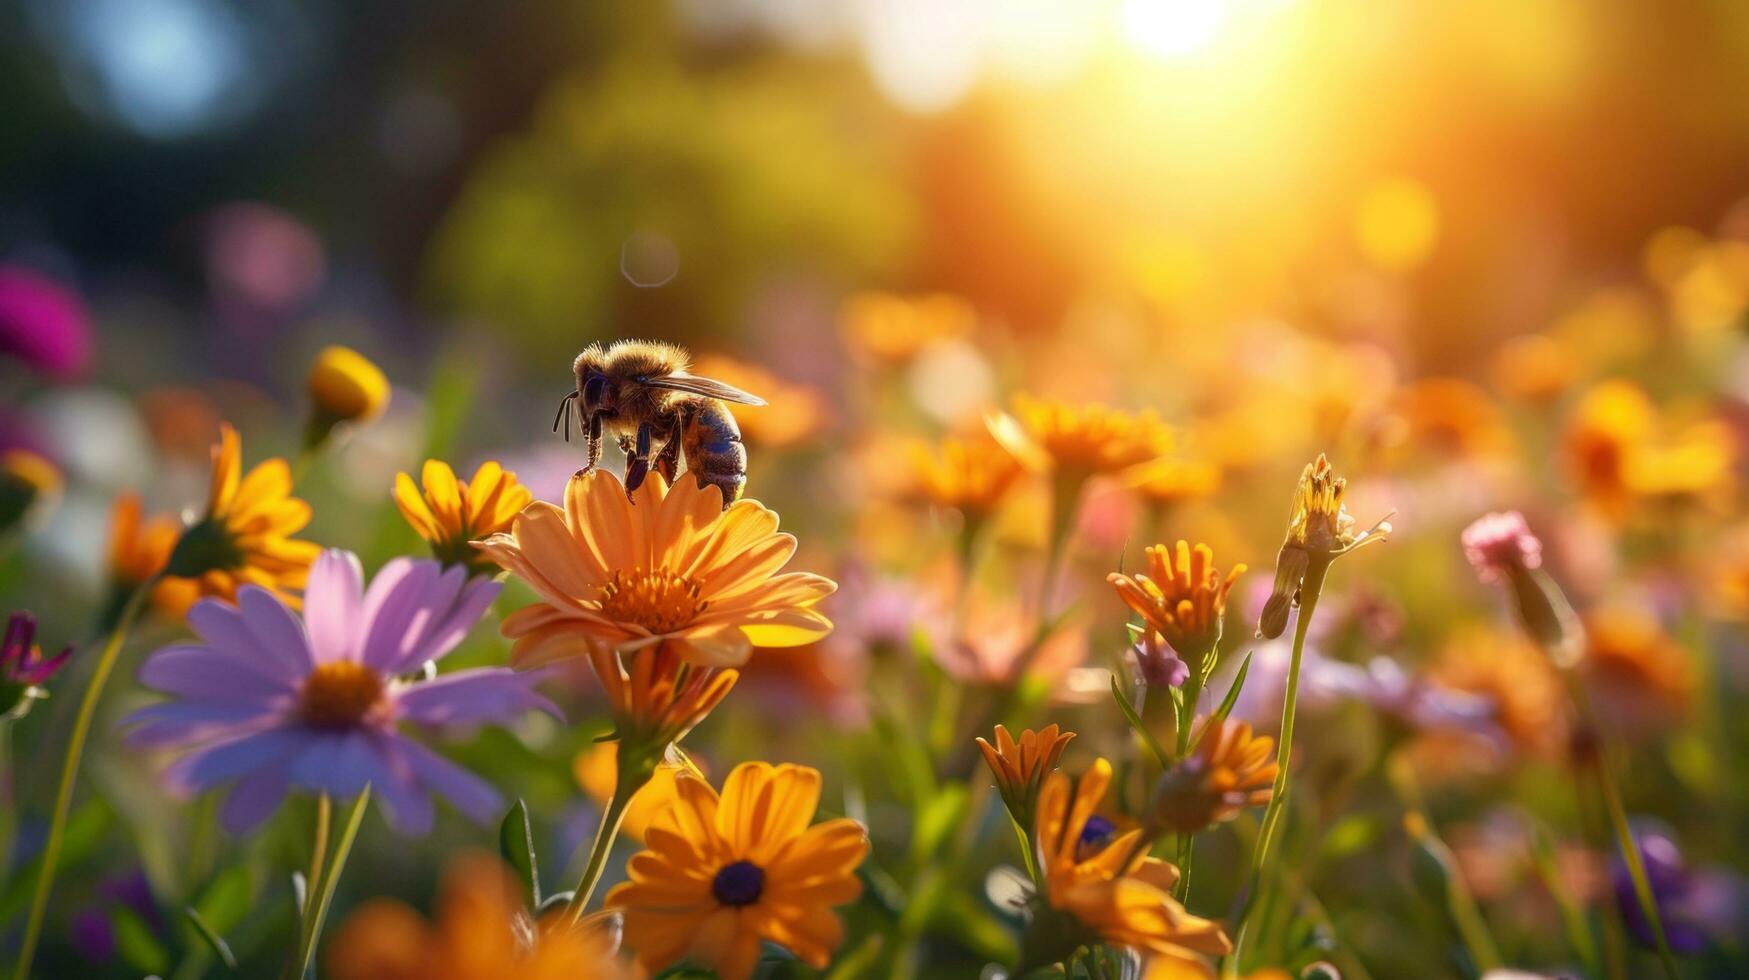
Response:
[600, 569, 708, 634]
[299, 661, 386, 727]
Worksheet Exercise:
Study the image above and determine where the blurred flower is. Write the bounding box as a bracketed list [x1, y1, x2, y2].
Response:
[394, 459, 532, 575]
[1564, 380, 1735, 518]
[933, 594, 1088, 695]
[1581, 607, 1694, 727]
[2, 611, 73, 720]
[138, 387, 223, 462]
[1130, 632, 1190, 690]
[1149, 963, 1288, 980]
[0, 265, 93, 379]
[327, 853, 635, 980]
[906, 432, 1026, 519]
[689, 354, 828, 448]
[1704, 528, 1749, 620]
[162, 423, 320, 608]
[977, 723, 1075, 833]
[1384, 378, 1514, 463]
[122, 550, 554, 834]
[1462, 511, 1542, 583]
[1353, 176, 1440, 273]
[1023, 758, 1230, 971]
[1461, 511, 1582, 667]
[0, 448, 62, 534]
[588, 640, 737, 756]
[1109, 541, 1246, 674]
[483, 469, 834, 669]
[105, 492, 198, 617]
[306, 345, 390, 444]
[204, 203, 325, 327]
[608, 762, 868, 980]
[1611, 825, 1746, 954]
[1124, 456, 1222, 509]
[1258, 455, 1390, 640]
[1322, 656, 1500, 739]
[1434, 627, 1567, 759]
[1490, 333, 1577, 402]
[989, 395, 1174, 477]
[1145, 717, 1275, 837]
[839, 291, 975, 364]
[574, 741, 698, 843]
[735, 637, 867, 726]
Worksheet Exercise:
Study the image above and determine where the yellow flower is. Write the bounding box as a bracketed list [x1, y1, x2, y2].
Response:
[1257, 454, 1390, 639]
[907, 433, 1025, 517]
[106, 492, 200, 616]
[1145, 717, 1276, 836]
[989, 395, 1173, 477]
[307, 344, 390, 426]
[607, 762, 869, 980]
[1108, 542, 1245, 669]
[395, 459, 532, 574]
[839, 291, 975, 363]
[976, 724, 1075, 832]
[1563, 380, 1733, 518]
[1028, 758, 1231, 967]
[0, 448, 61, 533]
[1124, 457, 1221, 508]
[574, 740, 702, 843]
[689, 354, 827, 449]
[1149, 961, 1289, 980]
[162, 424, 320, 608]
[326, 854, 636, 980]
[480, 468, 835, 669]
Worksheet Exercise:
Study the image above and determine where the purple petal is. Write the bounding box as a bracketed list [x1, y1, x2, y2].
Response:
[390, 734, 502, 826]
[356, 559, 440, 672]
[138, 645, 299, 704]
[235, 587, 315, 679]
[304, 550, 364, 664]
[286, 730, 381, 800]
[362, 732, 435, 836]
[164, 728, 307, 793]
[394, 667, 560, 728]
[121, 701, 280, 748]
[221, 761, 291, 834]
[379, 576, 501, 676]
[186, 598, 308, 682]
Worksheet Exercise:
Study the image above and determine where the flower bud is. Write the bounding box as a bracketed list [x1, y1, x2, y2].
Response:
[305, 345, 389, 446]
[0, 449, 61, 535]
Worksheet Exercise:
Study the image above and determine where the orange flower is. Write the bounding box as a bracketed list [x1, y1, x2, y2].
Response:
[105, 493, 199, 616]
[989, 395, 1173, 476]
[325, 854, 635, 980]
[1582, 606, 1694, 724]
[907, 434, 1026, 517]
[839, 291, 975, 363]
[1563, 380, 1735, 518]
[689, 355, 828, 448]
[1146, 717, 1276, 836]
[480, 469, 834, 669]
[977, 724, 1075, 831]
[1108, 542, 1245, 668]
[1434, 627, 1567, 759]
[161, 423, 320, 607]
[590, 641, 738, 751]
[1124, 457, 1221, 508]
[395, 459, 532, 574]
[607, 762, 868, 980]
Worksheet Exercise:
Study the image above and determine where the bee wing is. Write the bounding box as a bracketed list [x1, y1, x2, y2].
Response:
[644, 373, 768, 406]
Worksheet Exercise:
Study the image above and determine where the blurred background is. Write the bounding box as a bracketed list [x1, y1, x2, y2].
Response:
[5, 0, 1749, 977]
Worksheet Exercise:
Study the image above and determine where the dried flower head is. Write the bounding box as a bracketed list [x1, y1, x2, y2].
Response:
[1145, 717, 1276, 836]
[1109, 542, 1245, 671]
[976, 724, 1076, 832]
[1257, 455, 1390, 639]
[395, 459, 532, 575]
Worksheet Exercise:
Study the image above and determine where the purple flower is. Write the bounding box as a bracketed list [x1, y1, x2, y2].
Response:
[2, 611, 73, 718]
[1462, 511, 1543, 583]
[1322, 656, 1502, 739]
[1131, 633, 1189, 689]
[122, 550, 559, 836]
[0, 265, 93, 379]
[1613, 825, 1746, 954]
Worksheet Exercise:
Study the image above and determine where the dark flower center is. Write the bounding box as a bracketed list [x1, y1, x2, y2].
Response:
[711, 860, 765, 907]
[1079, 815, 1116, 850]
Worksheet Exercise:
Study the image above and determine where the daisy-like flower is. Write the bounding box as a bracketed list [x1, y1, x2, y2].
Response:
[327, 854, 636, 980]
[105, 492, 199, 618]
[907, 433, 1026, 519]
[480, 468, 835, 669]
[1257, 454, 1390, 640]
[122, 549, 556, 835]
[607, 762, 869, 980]
[989, 395, 1174, 477]
[162, 423, 321, 608]
[1145, 717, 1276, 836]
[395, 459, 533, 574]
[1021, 758, 1231, 974]
[1109, 542, 1246, 674]
[977, 724, 1076, 833]
[2, 611, 73, 720]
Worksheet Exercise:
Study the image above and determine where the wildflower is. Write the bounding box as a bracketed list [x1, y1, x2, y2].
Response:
[907, 433, 1026, 519]
[481, 468, 834, 669]
[1582, 607, 1694, 727]
[0, 448, 61, 534]
[839, 291, 975, 363]
[327, 854, 637, 980]
[977, 724, 1076, 833]
[589, 640, 736, 756]
[162, 424, 321, 608]
[1145, 717, 1276, 836]
[1257, 455, 1390, 640]
[1020, 758, 1230, 972]
[1611, 826, 1746, 955]
[394, 459, 532, 574]
[1490, 333, 1576, 402]
[573, 742, 699, 843]
[1461, 511, 1542, 582]
[607, 762, 869, 980]
[1563, 380, 1735, 518]
[932, 593, 1089, 695]
[989, 395, 1173, 477]
[105, 493, 199, 618]
[1124, 457, 1221, 508]
[1385, 378, 1514, 463]
[123, 549, 556, 834]
[1, 612, 72, 720]
[1434, 627, 1567, 758]
[1109, 541, 1245, 676]
[0, 264, 92, 379]
[1460, 512, 1582, 667]
[306, 345, 390, 445]
[689, 354, 827, 448]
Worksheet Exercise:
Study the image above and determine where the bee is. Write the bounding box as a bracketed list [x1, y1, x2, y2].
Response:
[554, 340, 766, 507]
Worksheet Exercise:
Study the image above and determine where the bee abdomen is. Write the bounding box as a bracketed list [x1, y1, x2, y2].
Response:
[681, 402, 749, 506]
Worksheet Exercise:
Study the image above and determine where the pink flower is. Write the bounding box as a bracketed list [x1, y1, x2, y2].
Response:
[0, 266, 92, 379]
[1461, 511, 1543, 583]
[122, 550, 557, 835]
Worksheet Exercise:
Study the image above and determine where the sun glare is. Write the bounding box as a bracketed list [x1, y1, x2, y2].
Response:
[1122, 0, 1231, 59]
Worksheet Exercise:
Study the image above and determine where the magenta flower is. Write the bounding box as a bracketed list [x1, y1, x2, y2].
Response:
[0, 266, 93, 379]
[122, 550, 558, 835]
[1461, 511, 1543, 583]
[2, 611, 74, 719]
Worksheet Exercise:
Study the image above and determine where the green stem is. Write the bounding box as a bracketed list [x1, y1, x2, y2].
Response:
[301, 795, 332, 926]
[1590, 733, 1681, 980]
[562, 765, 652, 926]
[1229, 562, 1327, 969]
[1011, 817, 1042, 887]
[288, 787, 370, 980]
[11, 579, 153, 980]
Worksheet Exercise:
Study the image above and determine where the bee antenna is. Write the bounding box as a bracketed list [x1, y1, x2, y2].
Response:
[553, 391, 578, 440]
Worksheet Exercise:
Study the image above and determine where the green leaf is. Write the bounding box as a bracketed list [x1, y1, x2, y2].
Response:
[192, 863, 256, 935]
[1316, 814, 1378, 861]
[111, 905, 171, 975]
[184, 906, 238, 969]
[909, 783, 969, 865]
[0, 800, 111, 921]
[823, 932, 884, 980]
[1109, 675, 1171, 770]
[498, 799, 541, 908]
[1210, 650, 1254, 729]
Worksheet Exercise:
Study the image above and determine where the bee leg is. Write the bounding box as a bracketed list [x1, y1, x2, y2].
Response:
[654, 414, 684, 483]
[624, 421, 656, 496]
[583, 412, 604, 471]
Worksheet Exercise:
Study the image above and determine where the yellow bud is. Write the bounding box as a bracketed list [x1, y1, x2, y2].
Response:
[307, 345, 389, 426]
[0, 449, 62, 533]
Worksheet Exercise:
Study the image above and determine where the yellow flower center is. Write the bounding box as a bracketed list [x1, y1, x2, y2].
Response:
[299, 661, 386, 727]
[600, 569, 708, 634]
